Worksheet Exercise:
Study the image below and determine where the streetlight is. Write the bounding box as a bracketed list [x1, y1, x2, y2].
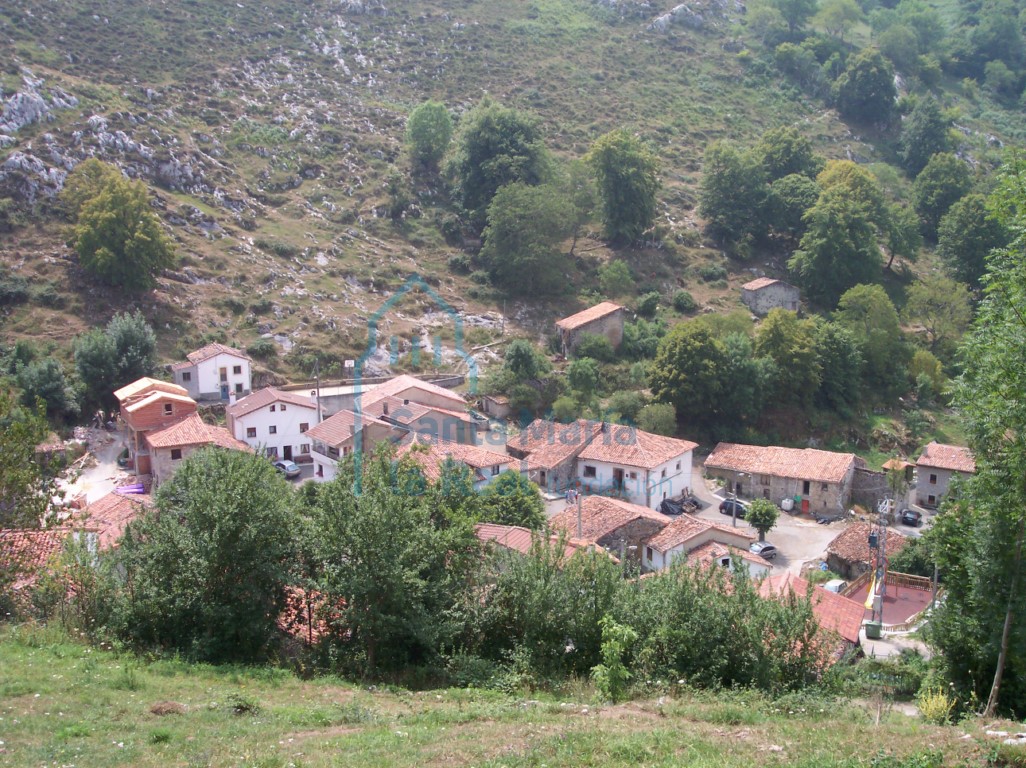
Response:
[732, 471, 749, 528]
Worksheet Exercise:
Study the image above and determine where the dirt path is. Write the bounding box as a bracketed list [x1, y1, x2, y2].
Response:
[58, 426, 133, 505]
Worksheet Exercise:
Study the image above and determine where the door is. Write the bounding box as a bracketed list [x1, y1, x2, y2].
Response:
[613, 467, 624, 491]
[220, 384, 230, 400]
[283, 445, 293, 460]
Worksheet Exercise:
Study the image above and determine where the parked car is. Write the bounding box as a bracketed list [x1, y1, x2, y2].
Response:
[718, 499, 748, 518]
[750, 541, 777, 560]
[900, 508, 923, 527]
[273, 460, 301, 479]
[823, 579, 849, 594]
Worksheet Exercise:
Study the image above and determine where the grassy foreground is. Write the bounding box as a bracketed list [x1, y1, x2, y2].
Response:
[0, 624, 1013, 768]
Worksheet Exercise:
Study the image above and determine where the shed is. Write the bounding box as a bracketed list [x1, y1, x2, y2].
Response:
[555, 301, 626, 357]
[741, 278, 800, 316]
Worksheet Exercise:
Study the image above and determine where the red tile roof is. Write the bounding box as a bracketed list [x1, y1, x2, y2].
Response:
[579, 425, 697, 470]
[73, 492, 153, 549]
[361, 375, 466, 409]
[304, 409, 398, 448]
[556, 301, 624, 331]
[226, 387, 319, 419]
[0, 529, 69, 591]
[509, 419, 602, 471]
[826, 522, 907, 565]
[397, 435, 509, 482]
[475, 523, 598, 562]
[645, 514, 753, 554]
[742, 277, 789, 291]
[276, 586, 333, 645]
[688, 540, 772, 571]
[145, 413, 251, 452]
[916, 442, 976, 474]
[185, 342, 251, 365]
[113, 377, 189, 404]
[549, 495, 668, 542]
[760, 573, 864, 644]
[364, 395, 474, 426]
[706, 443, 863, 484]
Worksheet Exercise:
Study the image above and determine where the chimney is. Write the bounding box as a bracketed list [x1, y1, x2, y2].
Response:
[383, 401, 389, 415]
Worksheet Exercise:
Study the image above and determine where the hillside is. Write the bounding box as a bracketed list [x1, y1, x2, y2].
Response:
[0, 0, 1017, 383]
[0, 624, 1014, 768]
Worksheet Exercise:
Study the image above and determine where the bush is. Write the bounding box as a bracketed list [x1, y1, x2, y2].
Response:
[0, 271, 30, 306]
[698, 264, 728, 282]
[672, 290, 697, 314]
[470, 270, 490, 285]
[574, 333, 616, 362]
[598, 260, 632, 297]
[917, 686, 955, 725]
[447, 253, 472, 274]
[247, 338, 278, 360]
[635, 291, 660, 318]
[551, 395, 582, 423]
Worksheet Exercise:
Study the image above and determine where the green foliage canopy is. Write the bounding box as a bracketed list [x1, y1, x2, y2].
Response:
[405, 100, 453, 169]
[587, 128, 660, 243]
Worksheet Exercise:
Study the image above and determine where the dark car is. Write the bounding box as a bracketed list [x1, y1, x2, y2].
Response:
[750, 541, 778, 560]
[900, 508, 923, 527]
[719, 499, 748, 518]
[273, 460, 302, 479]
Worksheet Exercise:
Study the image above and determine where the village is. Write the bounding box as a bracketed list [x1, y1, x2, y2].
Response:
[2, 297, 979, 665]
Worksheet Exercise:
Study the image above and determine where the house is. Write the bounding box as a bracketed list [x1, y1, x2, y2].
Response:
[686, 540, 773, 578]
[825, 522, 908, 579]
[642, 514, 760, 574]
[171, 342, 252, 401]
[576, 424, 698, 509]
[145, 413, 252, 488]
[555, 301, 626, 357]
[361, 374, 467, 413]
[0, 529, 69, 604]
[741, 278, 800, 316]
[114, 378, 197, 477]
[306, 409, 405, 481]
[759, 573, 864, 659]
[508, 418, 603, 493]
[396, 434, 511, 490]
[73, 491, 153, 549]
[475, 523, 600, 565]
[363, 394, 479, 445]
[227, 387, 321, 462]
[915, 442, 976, 508]
[705, 443, 866, 516]
[479, 394, 511, 420]
[549, 495, 669, 565]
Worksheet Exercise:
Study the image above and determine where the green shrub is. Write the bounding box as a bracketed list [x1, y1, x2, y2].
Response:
[447, 253, 472, 274]
[247, 338, 278, 360]
[0, 271, 30, 306]
[672, 290, 697, 313]
[470, 270, 490, 285]
[698, 264, 728, 282]
[574, 333, 616, 362]
[635, 291, 660, 318]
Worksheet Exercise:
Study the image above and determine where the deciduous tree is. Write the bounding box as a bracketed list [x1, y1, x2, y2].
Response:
[405, 100, 453, 170]
[832, 47, 896, 124]
[937, 193, 1009, 289]
[480, 470, 545, 530]
[0, 392, 58, 528]
[903, 274, 972, 358]
[587, 128, 660, 243]
[899, 97, 951, 176]
[747, 498, 780, 542]
[912, 153, 972, 241]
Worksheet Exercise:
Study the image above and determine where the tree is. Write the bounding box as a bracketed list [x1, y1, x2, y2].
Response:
[599, 260, 632, 298]
[815, 0, 864, 39]
[115, 448, 299, 661]
[884, 202, 923, 270]
[877, 24, 920, 74]
[699, 141, 769, 248]
[59, 158, 122, 219]
[568, 357, 600, 401]
[504, 339, 551, 383]
[937, 193, 1009, 289]
[480, 182, 570, 295]
[405, 100, 453, 169]
[755, 309, 821, 407]
[768, 173, 820, 241]
[813, 321, 864, 417]
[718, 333, 773, 429]
[587, 128, 660, 243]
[637, 402, 677, 436]
[788, 192, 882, 306]
[899, 97, 951, 176]
[834, 284, 909, 399]
[71, 176, 177, 291]
[768, 0, 817, 33]
[650, 323, 728, 427]
[0, 392, 58, 529]
[17, 358, 78, 422]
[755, 126, 823, 181]
[832, 48, 896, 124]
[75, 311, 157, 412]
[314, 450, 476, 673]
[560, 159, 598, 255]
[747, 498, 780, 542]
[480, 470, 545, 530]
[903, 274, 972, 358]
[912, 153, 972, 241]
[447, 98, 550, 228]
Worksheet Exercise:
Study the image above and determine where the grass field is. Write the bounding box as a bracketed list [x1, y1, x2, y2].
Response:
[0, 623, 1017, 767]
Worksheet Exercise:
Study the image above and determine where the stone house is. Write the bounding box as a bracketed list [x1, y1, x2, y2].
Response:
[549, 495, 669, 566]
[759, 573, 864, 661]
[705, 443, 866, 516]
[555, 301, 626, 357]
[741, 278, 800, 316]
[508, 418, 604, 493]
[145, 413, 252, 488]
[642, 514, 762, 575]
[915, 442, 976, 508]
[305, 409, 405, 481]
[171, 342, 252, 402]
[479, 394, 511, 420]
[825, 522, 908, 579]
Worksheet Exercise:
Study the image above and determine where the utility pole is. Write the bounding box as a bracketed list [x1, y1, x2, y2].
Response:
[315, 358, 322, 424]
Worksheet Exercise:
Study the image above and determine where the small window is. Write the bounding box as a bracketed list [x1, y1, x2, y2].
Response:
[646, 546, 653, 562]
[802, 480, 811, 494]
[929, 473, 938, 484]
[676, 461, 681, 471]
[235, 383, 243, 394]
[268, 425, 277, 435]
[661, 469, 666, 478]
[265, 447, 278, 458]
[233, 365, 242, 375]
[280, 404, 287, 411]
[821, 483, 828, 491]
[246, 427, 257, 438]
[182, 371, 192, 382]
[220, 368, 228, 382]
[928, 494, 937, 505]
[719, 557, 731, 568]
[629, 471, 637, 480]
[163, 403, 173, 416]
[299, 423, 309, 433]
[491, 464, 500, 476]
[583, 465, 597, 478]
[300, 444, 310, 455]
[270, 404, 276, 412]
[170, 448, 182, 461]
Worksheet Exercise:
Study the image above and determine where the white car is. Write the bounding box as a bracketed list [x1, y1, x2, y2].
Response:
[273, 460, 301, 479]
[750, 541, 778, 560]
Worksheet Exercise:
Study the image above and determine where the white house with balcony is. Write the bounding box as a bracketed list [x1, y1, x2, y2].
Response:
[575, 424, 698, 509]
[226, 387, 321, 462]
[305, 409, 405, 481]
[172, 343, 252, 401]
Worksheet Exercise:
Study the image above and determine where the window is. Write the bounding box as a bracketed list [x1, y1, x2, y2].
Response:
[928, 494, 937, 505]
[629, 471, 637, 480]
[676, 461, 681, 471]
[802, 480, 811, 494]
[646, 546, 653, 562]
[235, 383, 243, 394]
[491, 464, 501, 476]
[328, 446, 340, 459]
[280, 404, 286, 411]
[299, 423, 309, 433]
[265, 447, 278, 458]
[246, 427, 257, 438]
[268, 425, 277, 435]
[182, 371, 192, 382]
[233, 365, 242, 375]
[759, 474, 771, 487]
[300, 444, 310, 455]
[929, 473, 938, 485]
[720, 557, 731, 568]
[270, 405, 276, 412]
[821, 483, 828, 491]
[170, 448, 182, 461]
[661, 469, 666, 478]
[583, 465, 597, 478]
[220, 368, 227, 383]
[163, 403, 173, 416]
